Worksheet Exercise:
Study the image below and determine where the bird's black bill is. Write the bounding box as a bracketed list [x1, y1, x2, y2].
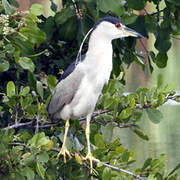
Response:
[124, 26, 144, 38]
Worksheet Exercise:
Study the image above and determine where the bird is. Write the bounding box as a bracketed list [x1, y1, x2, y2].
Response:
[47, 16, 144, 174]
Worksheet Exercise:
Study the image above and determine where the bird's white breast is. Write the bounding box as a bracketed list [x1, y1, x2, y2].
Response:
[60, 43, 113, 119]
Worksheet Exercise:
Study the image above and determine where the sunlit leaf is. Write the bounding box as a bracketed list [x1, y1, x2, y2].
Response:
[30, 4, 43, 16]
[20, 86, 30, 96]
[18, 57, 35, 72]
[6, 81, 15, 97]
[47, 75, 57, 90]
[36, 81, 44, 99]
[36, 162, 45, 179]
[119, 108, 133, 119]
[94, 134, 106, 148]
[102, 167, 111, 180]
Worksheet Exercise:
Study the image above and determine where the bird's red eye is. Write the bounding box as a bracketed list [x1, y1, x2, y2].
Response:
[115, 23, 121, 28]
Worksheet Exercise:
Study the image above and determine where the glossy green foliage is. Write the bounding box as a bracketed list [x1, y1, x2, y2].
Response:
[0, 0, 180, 179]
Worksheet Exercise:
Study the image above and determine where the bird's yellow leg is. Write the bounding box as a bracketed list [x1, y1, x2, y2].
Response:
[56, 119, 72, 163]
[83, 114, 98, 174]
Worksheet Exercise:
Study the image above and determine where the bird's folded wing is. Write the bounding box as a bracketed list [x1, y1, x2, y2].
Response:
[47, 69, 84, 115]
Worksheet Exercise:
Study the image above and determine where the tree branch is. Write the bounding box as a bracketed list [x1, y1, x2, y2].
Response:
[3, 93, 180, 131]
[93, 159, 145, 180]
[3, 121, 33, 131]
[8, 142, 145, 179]
[35, 114, 40, 133]
[71, 0, 83, 19]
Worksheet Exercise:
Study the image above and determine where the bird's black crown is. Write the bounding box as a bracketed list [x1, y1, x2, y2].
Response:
[93, 17, 122, 30]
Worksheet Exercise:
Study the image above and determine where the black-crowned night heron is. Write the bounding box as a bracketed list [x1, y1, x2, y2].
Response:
[47, 17, 143, 173]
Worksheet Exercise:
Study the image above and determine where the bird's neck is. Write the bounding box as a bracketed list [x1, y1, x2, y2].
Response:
[87, 31, 113, 54]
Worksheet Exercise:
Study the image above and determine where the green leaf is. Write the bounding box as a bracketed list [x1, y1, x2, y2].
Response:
[94, 134, 106, 148]
[47, 75, 57, 90]
[20, 86, 30, 96]
[133, 128, 149, 141]
[122, 150, 130, 162]
[155, 38, 171, 53]
[121, 14, 138, 25]
[36, 162, 45, 179]
[0, 60, 9, 72]
[20, 27, 46, 44]
[146, 108, 163, 124]
[168, 163, 180, 176]
[37, 151, 49, 163]
[21, 167, 35, 180]
[126, 0, 146, 10]
[119, 108, 133, 119]
[55, 7, 75, 24]
[142, 158, 152, 170]
[28, 72, 37, 90]
[145, 15, 157, 33]
[155, 53, 168, 68]
[36, 81, 44, 99]
[28, 132, 51, 148]
[167, 0, 180, 5]
[58, 17, 78, 41]
[7, 81, 15, 97]
[104, 97, 114, 109]
[157, 74, 163, 88]
[147, 174, 157, 180]
[101, 123, 114, 144]
[2, 0, 16, 14]
[18, 57, 35, 72]
[30, 4, 43, 16]
[8, 0, 19, 8]
[102, 167, 111, 180]
[99, 0, 125, 16]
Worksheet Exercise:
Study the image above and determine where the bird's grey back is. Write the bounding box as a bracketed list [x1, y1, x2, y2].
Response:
[47, 55, 86, 119]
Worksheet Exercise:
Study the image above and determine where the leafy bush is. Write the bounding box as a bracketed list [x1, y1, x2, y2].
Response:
[0, 0, 180, 179]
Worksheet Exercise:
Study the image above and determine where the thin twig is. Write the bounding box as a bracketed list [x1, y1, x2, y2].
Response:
[3, 93, 180, 131]
[93, 159, 144, 180]
[35, 114, 40, 133]
[150, 9, 164, 16]
[15, 106, 18, 126]
[3, 121, 33, 131]
[71, 0, 83, 19]
[79, 110, 111, 121]
[171, 36, 180, 41]
[139, 39, 148, 54]
[8, 143, 145, 179]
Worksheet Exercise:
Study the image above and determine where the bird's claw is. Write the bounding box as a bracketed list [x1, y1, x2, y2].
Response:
[83, 152, 98, 174]
[56, 145, 72, 163]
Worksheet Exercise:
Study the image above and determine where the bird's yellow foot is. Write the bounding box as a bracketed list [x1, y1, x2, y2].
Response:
[83, 152, 98, 174]
[56, 145, 72, 163]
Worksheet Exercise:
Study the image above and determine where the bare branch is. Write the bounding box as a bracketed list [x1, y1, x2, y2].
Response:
[35, 114, 40, 134]
[171, 36, 180, 41]
[3, 93, 180, 131]
[71, 0, 83, 19]
[79, 110, 111, 121]
[150, 9, 164, 16]
[15, 106, 18, 126]
[8, 142, 145, 179]
[3, 121, 33, 131]
[93, 159, 145, 180]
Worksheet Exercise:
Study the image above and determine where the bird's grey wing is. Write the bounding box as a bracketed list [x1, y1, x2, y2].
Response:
[47, 69, 84, 116]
